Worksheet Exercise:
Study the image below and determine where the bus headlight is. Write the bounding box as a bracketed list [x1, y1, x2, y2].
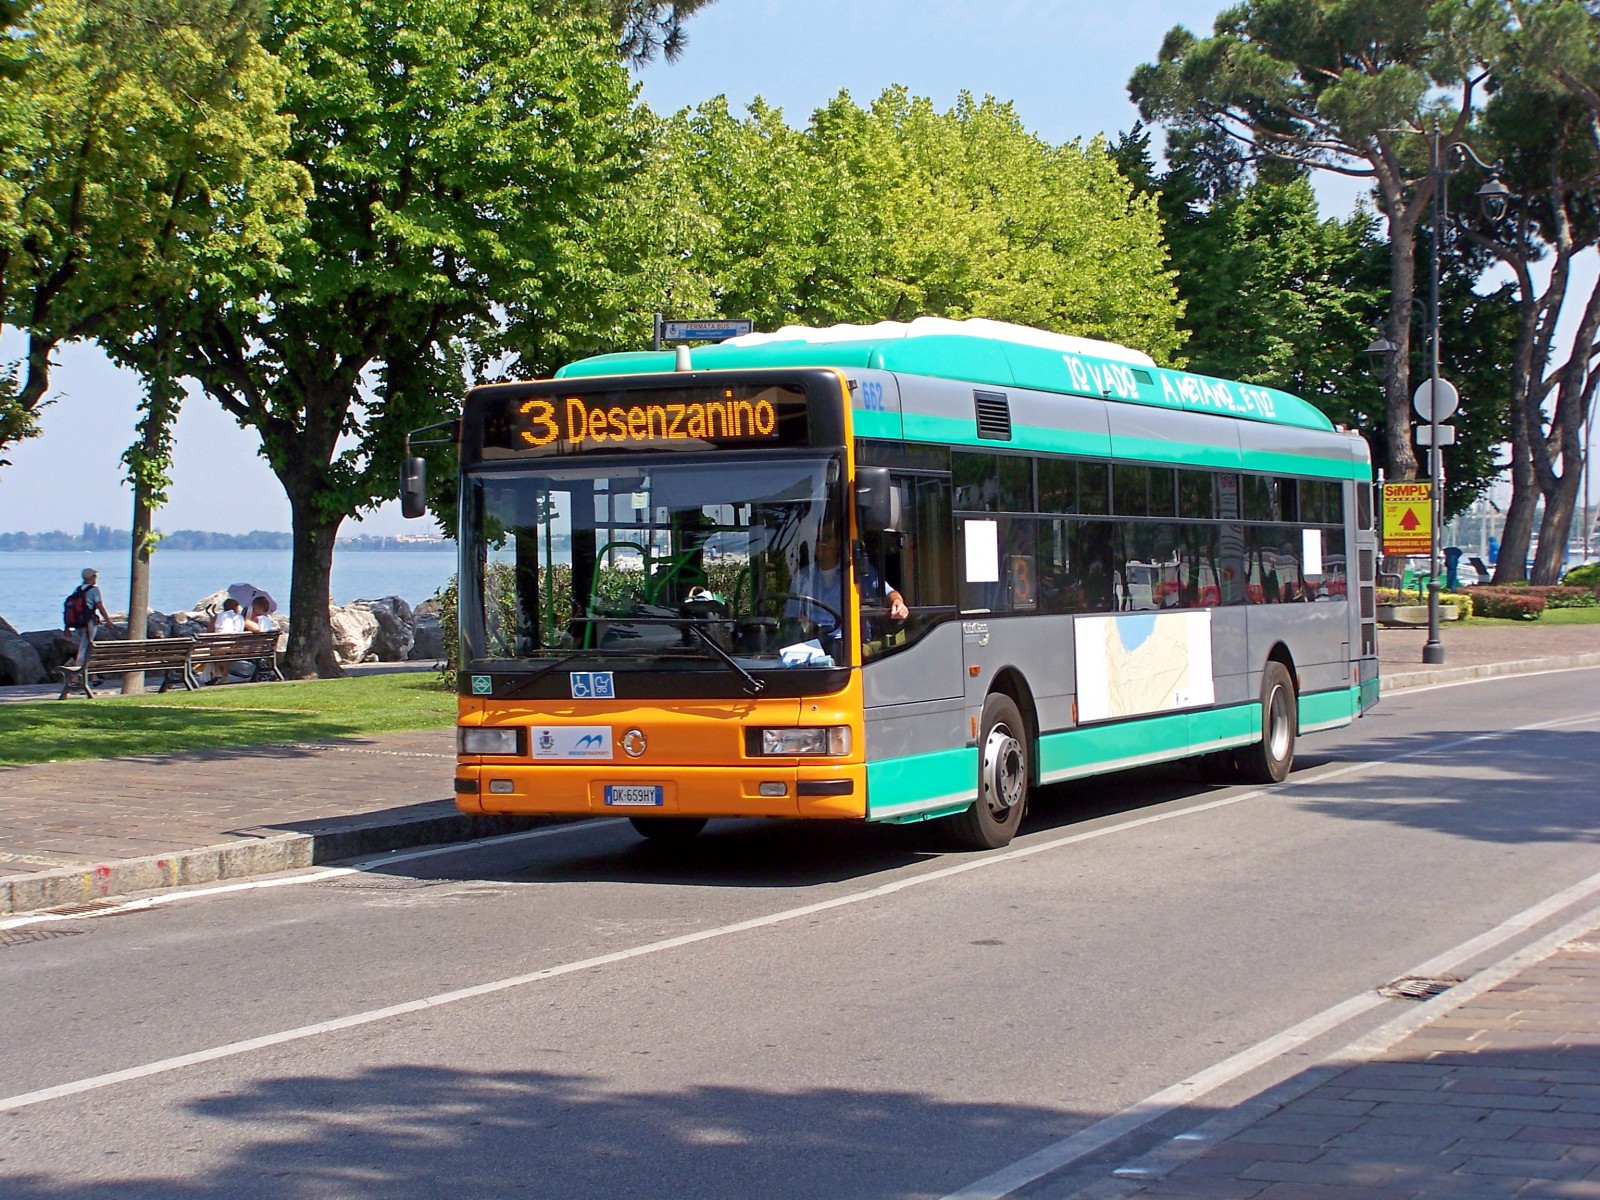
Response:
[757, 726, 851, 756]
[460, 727, 523, 756]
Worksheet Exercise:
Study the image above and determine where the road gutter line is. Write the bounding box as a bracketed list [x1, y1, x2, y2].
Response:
[3, 711, 1597, 1115]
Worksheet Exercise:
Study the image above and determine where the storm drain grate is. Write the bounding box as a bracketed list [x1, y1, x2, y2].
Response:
[1379, 975, 1462, 1001]
[0, 927, 86, 949]
[315, 874, 442, 891]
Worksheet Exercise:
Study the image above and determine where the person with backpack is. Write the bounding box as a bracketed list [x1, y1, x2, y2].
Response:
[64, 567, 112, 665]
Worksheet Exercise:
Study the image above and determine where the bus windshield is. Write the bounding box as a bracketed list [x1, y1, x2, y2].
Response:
[462, 454, 856, 671]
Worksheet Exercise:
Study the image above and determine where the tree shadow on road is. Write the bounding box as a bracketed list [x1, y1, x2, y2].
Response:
[1284, 727, 1600, 846]
[0, 1063, 1076, 1200]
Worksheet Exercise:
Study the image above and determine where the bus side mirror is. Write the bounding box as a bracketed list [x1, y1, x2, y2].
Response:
[400, 456, 428, 519]
[856, 466, 897, 533]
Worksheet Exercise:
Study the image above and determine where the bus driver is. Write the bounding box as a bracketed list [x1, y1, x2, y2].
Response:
[788, 523, 908, 645]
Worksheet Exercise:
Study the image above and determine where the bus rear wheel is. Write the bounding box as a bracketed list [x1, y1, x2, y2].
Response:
[949, 694, 1029, 850]
[1238, 662, 1296, 784]
[629, 816, 707, 843]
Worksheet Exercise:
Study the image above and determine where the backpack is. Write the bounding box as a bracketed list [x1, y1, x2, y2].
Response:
[63, 585, 93, 630]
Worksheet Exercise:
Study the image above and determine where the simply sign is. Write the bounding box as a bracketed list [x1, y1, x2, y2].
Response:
[1381, 482, 1433, 556]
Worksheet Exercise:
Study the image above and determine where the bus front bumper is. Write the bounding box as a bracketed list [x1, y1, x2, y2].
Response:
[454, 761, 867, 821]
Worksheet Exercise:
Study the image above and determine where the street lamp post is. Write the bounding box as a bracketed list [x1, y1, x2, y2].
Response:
[1369, 125, 1511, 665]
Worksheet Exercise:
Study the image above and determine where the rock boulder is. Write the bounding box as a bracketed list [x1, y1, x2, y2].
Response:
[409, 613, 445, 661]
[328, 603, 379, 665]
[350, 596, 415, 662]
[0, 634, 47, 686]
[20, 630, 77, 674]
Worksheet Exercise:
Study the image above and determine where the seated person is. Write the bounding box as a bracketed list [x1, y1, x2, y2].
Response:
[787, 525, 908, 646]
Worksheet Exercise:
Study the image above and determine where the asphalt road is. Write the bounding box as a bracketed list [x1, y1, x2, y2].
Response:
[3, 666, 1599, 1200]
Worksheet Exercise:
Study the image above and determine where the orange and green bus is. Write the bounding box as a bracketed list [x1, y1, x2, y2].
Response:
[408, 318, 1379, 849]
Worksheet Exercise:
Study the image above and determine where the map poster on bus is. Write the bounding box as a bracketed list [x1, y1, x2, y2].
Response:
[1075, 611, 1216, 723]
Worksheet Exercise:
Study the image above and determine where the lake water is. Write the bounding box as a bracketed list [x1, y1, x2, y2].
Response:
[0, 549, 459, 633]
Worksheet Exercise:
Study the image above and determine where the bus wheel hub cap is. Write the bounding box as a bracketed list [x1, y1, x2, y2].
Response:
[983, 727, 1024, 813]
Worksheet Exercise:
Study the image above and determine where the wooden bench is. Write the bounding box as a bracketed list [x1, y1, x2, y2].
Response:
[188, 630, 285, 686]
[57, 637, 198, 699]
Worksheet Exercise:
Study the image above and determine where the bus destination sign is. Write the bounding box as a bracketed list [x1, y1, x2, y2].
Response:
[483, 383, 811, 458]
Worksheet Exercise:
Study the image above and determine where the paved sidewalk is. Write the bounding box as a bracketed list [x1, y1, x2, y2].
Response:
[1087, 916, 1600, 1199]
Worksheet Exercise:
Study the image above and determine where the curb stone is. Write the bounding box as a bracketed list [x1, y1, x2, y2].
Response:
[1381, 649, 1600, 691]
[0, 805, 547, 918]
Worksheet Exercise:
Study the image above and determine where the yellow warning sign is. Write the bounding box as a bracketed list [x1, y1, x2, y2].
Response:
[1382, 482, 1433, 555]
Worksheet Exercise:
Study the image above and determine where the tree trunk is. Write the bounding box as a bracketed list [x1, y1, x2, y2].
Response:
[1533, 464, 1582, 584]
[1496, 434, 1536, 584]
[1384, 216, 1420, 484]
[283, 496, 343, 678]
[122, 494, 154, 694]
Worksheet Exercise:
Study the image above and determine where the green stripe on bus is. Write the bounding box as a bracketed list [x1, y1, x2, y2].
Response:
[852, 409, 903, 440]
[865, 745, 978, 819]
[1037, 705, 1259, 783]
[1298, 686, 1359, 732]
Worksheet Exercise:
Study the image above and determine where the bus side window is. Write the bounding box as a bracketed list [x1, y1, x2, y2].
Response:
[861, 474, 953, 661]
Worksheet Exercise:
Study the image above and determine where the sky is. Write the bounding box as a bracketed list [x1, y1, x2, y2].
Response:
[3, 0, 1577, 539]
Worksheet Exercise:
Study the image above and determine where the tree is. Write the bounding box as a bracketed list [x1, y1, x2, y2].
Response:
[0, 0, 302, 467]
[173, 0, 646, 677]
[1484, 0, 1600, 581]
[1129, 1, 1507, 483]
[1112, 124, 1515, 517]
[653, 89, 1186, 362]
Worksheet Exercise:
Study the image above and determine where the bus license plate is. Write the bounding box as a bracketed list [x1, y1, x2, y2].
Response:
[605, 785, 663, 807]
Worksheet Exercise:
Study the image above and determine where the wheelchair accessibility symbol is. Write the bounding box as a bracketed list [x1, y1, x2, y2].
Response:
[569, 671, 615, 700]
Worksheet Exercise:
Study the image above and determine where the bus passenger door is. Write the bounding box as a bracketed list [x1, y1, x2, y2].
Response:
[860, 473, 967, 821]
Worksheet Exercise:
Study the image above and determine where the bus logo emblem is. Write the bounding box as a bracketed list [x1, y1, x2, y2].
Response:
[471, 675, 492, 695]
[538, 729, 555, 753]
[621, 728, 647, 758]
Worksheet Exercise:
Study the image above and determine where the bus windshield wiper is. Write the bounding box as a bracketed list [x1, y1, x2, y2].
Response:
[679, 620, 766, 695]
[496, 648, 593, 698]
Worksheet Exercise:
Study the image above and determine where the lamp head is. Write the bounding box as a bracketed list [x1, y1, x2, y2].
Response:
[1476, 174, 1512, 223]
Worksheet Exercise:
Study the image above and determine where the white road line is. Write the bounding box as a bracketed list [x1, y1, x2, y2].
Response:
[938, 877, 1600, 1200]
[4, 709, 1598, 1115]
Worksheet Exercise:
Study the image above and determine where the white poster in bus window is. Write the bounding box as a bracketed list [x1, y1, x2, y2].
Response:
[1302, 529, 1324, 576]
[964, 519, 999, 582]
[1075, 611, 1214, 723]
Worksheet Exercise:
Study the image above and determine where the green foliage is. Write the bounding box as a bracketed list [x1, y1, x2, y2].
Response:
[0, 672, 454, 766]
[1376, 586, 1475, 618]
[1562, 562, 1600, 589]
[0, 0, 306, 464]
[1129, 1, 1509, 488]
[621, 89, 1187, 365]
[172, 0, 645, 675]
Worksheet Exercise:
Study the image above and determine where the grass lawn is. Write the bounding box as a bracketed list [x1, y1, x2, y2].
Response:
[0, 673, 456, 766]
[1466, 606, 1600, 627]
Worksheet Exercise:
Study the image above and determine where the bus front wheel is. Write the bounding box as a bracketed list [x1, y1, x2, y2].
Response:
[950, 694, 1029, 850]
[1239, 662, 1296, 784]
[629, 816, 708, 843]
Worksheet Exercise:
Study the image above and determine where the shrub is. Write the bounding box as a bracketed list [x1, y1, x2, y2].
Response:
[1376, 586, 1473, 617]
[1560, 562, 1600, 589]
[1466, 586, 1546, 620]
[1543, 585, 1598, 609]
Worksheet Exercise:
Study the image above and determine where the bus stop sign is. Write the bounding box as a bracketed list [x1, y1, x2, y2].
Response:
[1381, 481, 1433, 556]
[660, 319, 754, 343]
